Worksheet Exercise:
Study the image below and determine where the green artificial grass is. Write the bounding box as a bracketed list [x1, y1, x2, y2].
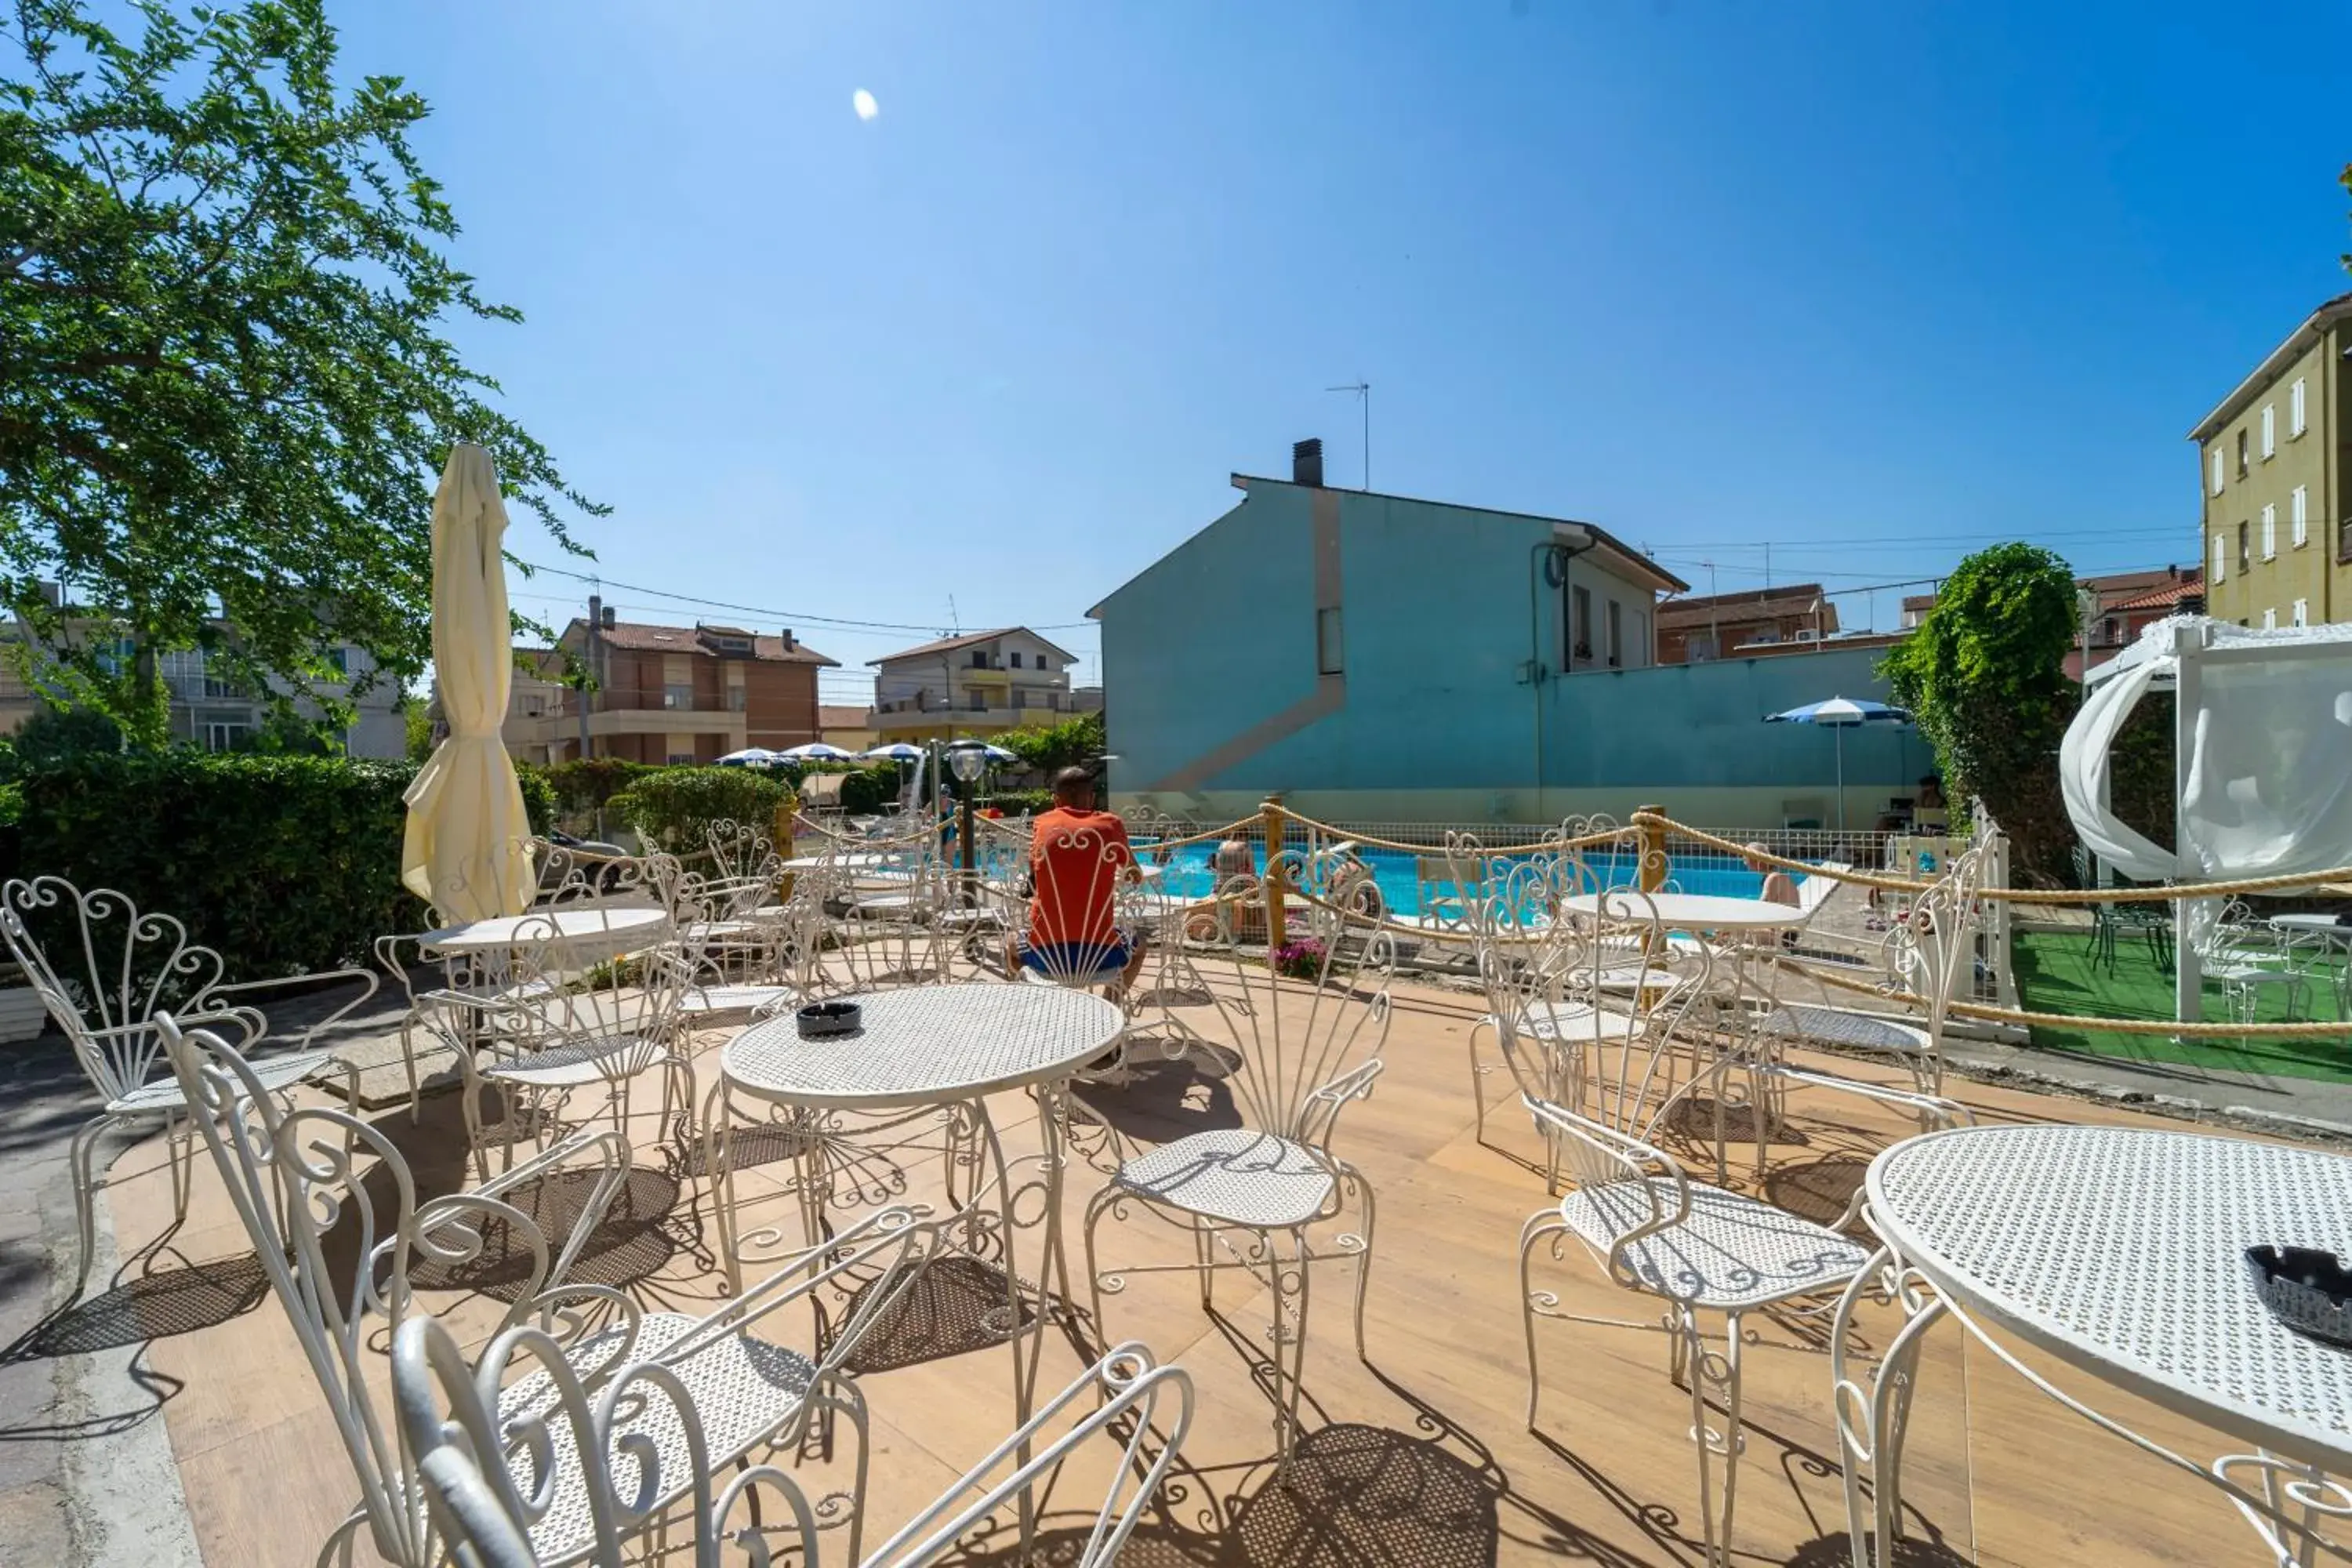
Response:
[2010, 928, 2352, 1083]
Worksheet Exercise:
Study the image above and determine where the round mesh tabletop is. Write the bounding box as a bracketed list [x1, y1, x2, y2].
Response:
[1869, 1124, 2352, 1470]
[721, 982, 1124, 1109]
[421, 907, 670, 953]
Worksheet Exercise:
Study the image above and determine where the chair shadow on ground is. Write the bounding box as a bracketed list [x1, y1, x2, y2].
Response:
[937, 1414, 1508, 1568]
[3, 1239, 269, 1362]
[1072, 1049, 1244, 1149]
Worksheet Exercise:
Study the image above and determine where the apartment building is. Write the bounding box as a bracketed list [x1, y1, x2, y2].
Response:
[1656, 584, 1838, 664]
[2190, 291, 2352, 630]
[491, 610, 836, 764]
[0, 619, 406, 756]
[869, 628, 1080, 742]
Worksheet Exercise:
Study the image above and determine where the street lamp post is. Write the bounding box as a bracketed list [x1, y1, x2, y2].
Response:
[946, 740, 989, 906]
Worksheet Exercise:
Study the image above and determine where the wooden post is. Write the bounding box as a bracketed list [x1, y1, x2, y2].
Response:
[1261, 796, 1288, 949]
[1636, 803, 1668, 891]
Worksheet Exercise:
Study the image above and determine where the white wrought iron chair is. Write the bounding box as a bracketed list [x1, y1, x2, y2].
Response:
[703, 817, 782, 889]
[0, 874, 376, 1301]
[815, 821, 957, 993]
[1510, 873, 1971, 1568]
[667, 858, 805, 1033]
[1083, 874, 1392, 1465]
[161, 1012, 938, 1568]
[1755, 849, 1987, 1101]
[423, 915, 699, 1181]
[394, 1312, 1192, 1568]
[2198, 899, 2314, 1023]
[1449, 826, 1668, 1153]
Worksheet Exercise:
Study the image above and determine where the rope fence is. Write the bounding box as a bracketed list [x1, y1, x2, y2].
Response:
[780, 795, 2352, 1042]
[1633, 811, 2352, 906]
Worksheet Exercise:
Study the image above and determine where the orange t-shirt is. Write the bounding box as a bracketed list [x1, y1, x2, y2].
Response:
[1027, 808, 1135, 948]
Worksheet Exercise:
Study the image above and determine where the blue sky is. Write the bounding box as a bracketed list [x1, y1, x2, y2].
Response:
[336, 1, 2352, 702]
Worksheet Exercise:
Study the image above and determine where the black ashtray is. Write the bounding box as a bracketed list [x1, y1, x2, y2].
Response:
[795, 1001, 862, 1040]
[2246, 1245, 2352, 1348]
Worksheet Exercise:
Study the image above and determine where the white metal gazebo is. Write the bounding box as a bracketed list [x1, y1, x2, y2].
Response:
[2063, 615, 2352, 1022]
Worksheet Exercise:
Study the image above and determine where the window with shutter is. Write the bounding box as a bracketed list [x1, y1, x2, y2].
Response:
[2263, 504, 2277, 559]
[2292, 378, 2308, 437]
[2262, 405, 2276, 458]
[2211, 450, 2226, 495]
[2212, 532, 2227, 581]
[2263, 608, 2278, 631]
[2293, 485, 2309, 547]
[2295, 599, 2310, 628]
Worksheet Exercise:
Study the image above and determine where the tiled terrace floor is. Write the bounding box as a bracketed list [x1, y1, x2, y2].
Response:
[62, 966, 2317, 1566]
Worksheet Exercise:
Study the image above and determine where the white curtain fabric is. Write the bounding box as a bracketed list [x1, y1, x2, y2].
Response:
[2061, 619, 2352, 895]
[2060, 658, 2176, 882]
[401, 444, 535, 920]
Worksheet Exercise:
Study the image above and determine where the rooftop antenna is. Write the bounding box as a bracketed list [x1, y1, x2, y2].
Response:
[1326, 379, 1370, 488]
[947, 595, 960, 635]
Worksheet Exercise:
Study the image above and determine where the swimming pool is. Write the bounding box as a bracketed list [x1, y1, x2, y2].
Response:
[1134, 841, 1797, 914]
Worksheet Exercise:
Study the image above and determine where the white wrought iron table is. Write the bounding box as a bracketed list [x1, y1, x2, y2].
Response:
[1555, 889, 1809, 931]
[1559, 890, 1810, 1175]
[419, 906, 670, 956]
[707, 982, 1125, 1432]
[1832, 1123, 2352, 1566]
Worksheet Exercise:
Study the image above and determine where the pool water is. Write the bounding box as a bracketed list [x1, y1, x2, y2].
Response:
[1136, 842, 1795, 914]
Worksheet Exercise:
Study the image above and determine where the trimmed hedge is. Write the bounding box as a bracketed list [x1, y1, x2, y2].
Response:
[608, 767, 793, 854]
[532, 757, 656, 830]
[0, 753, 556, 978]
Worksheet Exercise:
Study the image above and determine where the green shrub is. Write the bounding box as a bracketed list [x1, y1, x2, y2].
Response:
[980, 789, 1053, 817]
[533, 757, 656, 829]
[608, 767, 792, 853]
[515, 767, 557, 838]
[834, 764, 898, 817]
[11, 706, 124, 769]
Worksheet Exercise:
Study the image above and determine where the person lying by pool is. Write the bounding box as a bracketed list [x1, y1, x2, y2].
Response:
[1008, 766, 1149, 1000]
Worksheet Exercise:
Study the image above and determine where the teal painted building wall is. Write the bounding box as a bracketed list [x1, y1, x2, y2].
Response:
[1094, 477, 1923, 827]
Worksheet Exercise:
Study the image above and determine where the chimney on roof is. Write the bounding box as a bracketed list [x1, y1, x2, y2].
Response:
[1292, 438, 1324, 488]
[781, 628, 795, 652]
[600, 605, 616, 629]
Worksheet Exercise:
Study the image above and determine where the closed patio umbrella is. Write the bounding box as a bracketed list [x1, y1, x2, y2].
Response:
[401, 445, 535, 920]
[1763, 695, 1912, 831]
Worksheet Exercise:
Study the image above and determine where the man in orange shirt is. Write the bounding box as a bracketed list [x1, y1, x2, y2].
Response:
[1014, 767, 1146, 995]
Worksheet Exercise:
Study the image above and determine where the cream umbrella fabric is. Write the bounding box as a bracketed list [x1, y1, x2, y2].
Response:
[401, 443, 535, 920]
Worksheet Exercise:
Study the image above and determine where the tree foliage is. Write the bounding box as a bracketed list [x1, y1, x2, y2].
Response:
[996, 711, 1106, 779]
[1, 0, 600, 745]
[1879, 542, 2081, 880]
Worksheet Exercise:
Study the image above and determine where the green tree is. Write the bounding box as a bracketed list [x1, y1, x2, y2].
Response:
[1879, 542, 2081, 880]
[1, 0, 600, 746]
[9, 699, 118, 766]
[998, 711, 1106, 779]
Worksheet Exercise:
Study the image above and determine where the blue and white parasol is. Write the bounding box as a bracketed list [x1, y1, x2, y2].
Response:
[1763, 697, 1913, 829]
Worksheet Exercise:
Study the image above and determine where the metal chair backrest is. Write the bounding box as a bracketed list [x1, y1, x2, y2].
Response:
[527, 840, 670, 916]
[158, 1013, 633, 1567]
[492, 913, 696, 1076]
[394, 1314, 1191, 1568]
[1, 876, 232, 1105]
[1173, 874, 1396, 1145]
[1882, 846, 1987, 1044]
[1444, 829, 1711, 1128]
[1015, 811, 1146, 985]
[702, 818, 779, 885]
